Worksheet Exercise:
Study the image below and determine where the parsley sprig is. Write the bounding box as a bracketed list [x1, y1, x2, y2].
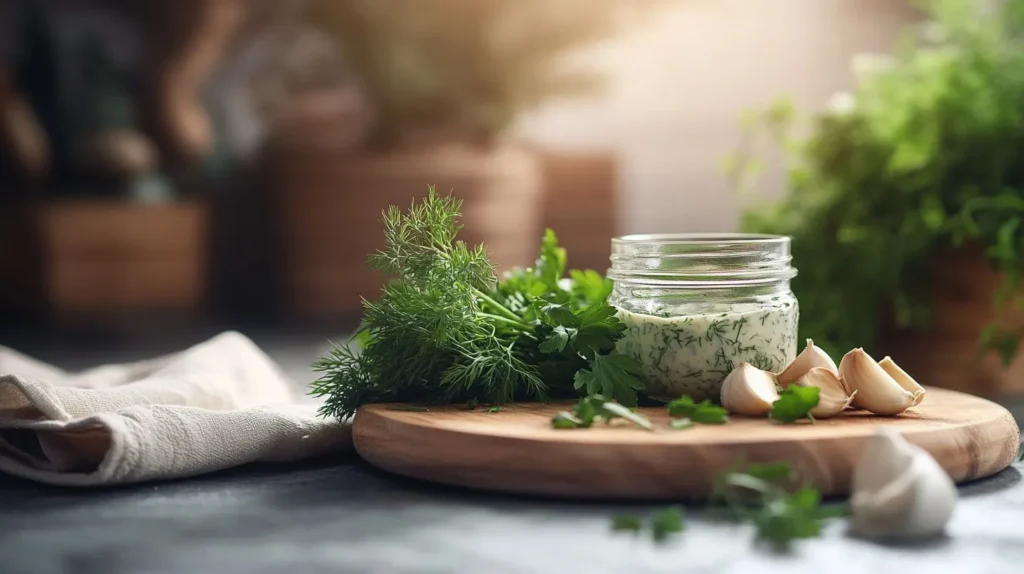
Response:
[310, 188, 645, 418]
[711, 461, 843, 550]
[552, 395, 653, 430]
[613, 462, 843, 550]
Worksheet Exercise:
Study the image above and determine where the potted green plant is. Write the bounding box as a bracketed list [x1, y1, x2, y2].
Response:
[731, 0, 1024, 396]
[266, 0, 660, 323]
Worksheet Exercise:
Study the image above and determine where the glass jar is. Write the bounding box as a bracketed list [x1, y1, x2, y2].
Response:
[607, 233, 799, 401]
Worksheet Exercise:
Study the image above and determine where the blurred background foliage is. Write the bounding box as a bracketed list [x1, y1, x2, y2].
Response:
[309, 0, 667, 146]
[736, 0, 1024, 364]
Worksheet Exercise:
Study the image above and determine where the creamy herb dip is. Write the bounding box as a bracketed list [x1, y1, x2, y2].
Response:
[616, 299, 798, 401]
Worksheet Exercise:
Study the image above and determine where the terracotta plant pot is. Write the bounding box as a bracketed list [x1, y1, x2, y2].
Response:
[538, 149, 618, 273]
[270, 140, 543, 324]
[35, 199, 209, 328]
[877, 245, 1024, 397]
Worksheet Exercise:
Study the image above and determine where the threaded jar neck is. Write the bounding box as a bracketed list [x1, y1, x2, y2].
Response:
[607, 233, 796, 289]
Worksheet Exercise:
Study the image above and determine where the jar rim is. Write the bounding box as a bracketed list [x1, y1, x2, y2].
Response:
[608, 232, 795, 289]
[613, 233, 789, 245]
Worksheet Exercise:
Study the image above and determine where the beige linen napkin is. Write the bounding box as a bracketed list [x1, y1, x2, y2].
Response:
[0, 331, 352, 486]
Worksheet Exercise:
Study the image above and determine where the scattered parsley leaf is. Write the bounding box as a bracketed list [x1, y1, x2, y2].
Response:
[667, 395, 697, 417]
[669, 418, 694, 430]
[769, 386, 820, 423]
[692, 404, 729, 424]
[667, 395, 729, 424]
[751, 487, 825, 550]
[651, 506, 685, 542]
[611, 515, 642, 533]
[552, 411, 586, 429]
[710, 461, 836, 551]
[599, 401, 654, 431]
[610, 507, 685, 543]
[552, 395, 652, 431]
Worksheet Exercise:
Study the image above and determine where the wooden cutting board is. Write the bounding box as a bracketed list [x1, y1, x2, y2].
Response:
[352, 387, 1020, 500]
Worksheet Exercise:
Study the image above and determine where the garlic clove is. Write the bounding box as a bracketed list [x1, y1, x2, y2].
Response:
[850, 427, 957, 539]
[720, 363, 780, 416]
[839, 349, 918, 415]
[777, 338, 839, 387]
[793, 367, 855, 418]
[879, 356, 926, 406]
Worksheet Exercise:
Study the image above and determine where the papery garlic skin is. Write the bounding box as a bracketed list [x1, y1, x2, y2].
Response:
[777, 339, 839, 387]
[850, 427, 957, 539]
[878, 357, 926, 406]
[720, 363, 780, 416]
[839, 349, 917, 415]
[794, 367, 854, 418]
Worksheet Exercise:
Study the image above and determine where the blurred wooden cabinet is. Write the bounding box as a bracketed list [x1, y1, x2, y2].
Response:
[36, 199, 208, 325]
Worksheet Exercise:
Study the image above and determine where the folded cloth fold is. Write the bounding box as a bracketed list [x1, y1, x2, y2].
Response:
[0, 332, 352, 486]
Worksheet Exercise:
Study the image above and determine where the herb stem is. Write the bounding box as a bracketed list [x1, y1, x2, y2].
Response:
[473, 288, 525, 324]
[477, 313, 532, 332]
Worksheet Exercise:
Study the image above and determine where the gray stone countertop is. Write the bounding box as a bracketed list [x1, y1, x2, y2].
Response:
[1, 329, 1022, 574]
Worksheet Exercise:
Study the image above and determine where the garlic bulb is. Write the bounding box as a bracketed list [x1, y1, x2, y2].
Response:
[850, 427, 957, 539]
[878, 356, 926, 406]
[720, 363, 780, 416]
[839, 349, 919, 415]
[777, 339, 839, 387]
[793, 367, 855, 418]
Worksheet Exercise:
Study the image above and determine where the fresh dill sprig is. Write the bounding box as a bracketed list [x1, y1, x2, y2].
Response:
[310, 186, 644, 419]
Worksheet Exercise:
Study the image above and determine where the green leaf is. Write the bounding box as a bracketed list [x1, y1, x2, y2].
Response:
[751, 488, 825, 550]
[553, 395, 651, 430]
[571, 303, 626, 359]
[487, 406, 503, 413]
[651, 506, 685, 542]
[709, 462, 835, 549]
[599, 401, 654, 431]
[542, 303, 578, 327]
[769, 386, 820, 423]
[537, 228, 567, 289]
[691, 402, 729, 424]
[575, 353, 644, 407]
[569, 269, 613, 309]
[610, 507, 684, 543]
[667, 395, 729, 424]
[611, 515, 642, 532]
[551, 411, 585, 429]
[667, 396, 697, 417]
[538, 325, 571, 353]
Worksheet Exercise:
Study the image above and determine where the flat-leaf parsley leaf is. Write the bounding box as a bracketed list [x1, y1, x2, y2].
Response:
[769, 386, 820, 423]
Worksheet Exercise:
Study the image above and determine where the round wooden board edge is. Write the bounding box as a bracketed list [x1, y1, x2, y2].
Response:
[351, 387, 1021, 501]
